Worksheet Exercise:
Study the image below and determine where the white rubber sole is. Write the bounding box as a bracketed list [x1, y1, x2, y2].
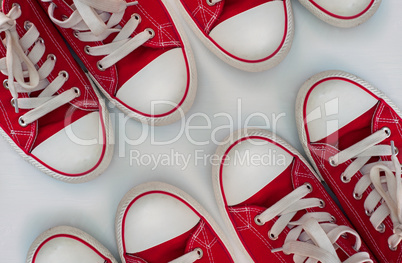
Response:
[0, 81, 114, 184]
[115, 181, 237, 263]
[175, 0, 294, 72]
[26, 225, 118, 263]
[90, 2, 197, 127]
[295, 70, 402, 181]
[298, 0, 382, 28]
[212, 128, 323, 262]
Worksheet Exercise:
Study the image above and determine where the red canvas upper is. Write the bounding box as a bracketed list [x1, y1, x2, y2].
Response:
[121, 191, 234, 263]
[303, 77, 402, 262]
[0, 0, 100, 153]
[219, 136, 376, 262]
[39, 0, 191, 118]
[179, 0, 276, 34]
[126, 220, 232, 263]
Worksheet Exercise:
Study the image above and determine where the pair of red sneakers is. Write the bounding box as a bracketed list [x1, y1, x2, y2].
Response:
[212, 70, 402, 262]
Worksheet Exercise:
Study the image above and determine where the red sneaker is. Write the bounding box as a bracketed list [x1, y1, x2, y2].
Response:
[296, 70, 402, 261]
[39, 0, 196, 126]
[26, 226, 118, 263]
[213, 129, 376, 262]
[175, 0, 294, 72]
[297, 0, 381, 28]
[115, 182, 237, 263]
[0, 0, 113, 183]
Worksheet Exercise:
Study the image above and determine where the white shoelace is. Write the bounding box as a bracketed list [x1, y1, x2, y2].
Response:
[168, 248, 203, 263]
[329, 127, 402, 251]
[255, 184, 372, 263]
[42, 0, 154, 71]
[0, 5, 79, 126]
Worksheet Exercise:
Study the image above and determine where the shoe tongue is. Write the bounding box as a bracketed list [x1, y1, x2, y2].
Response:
[316, 105, 377, 151]
[234, 161, 295, 208]
[130, 224, 199, 262]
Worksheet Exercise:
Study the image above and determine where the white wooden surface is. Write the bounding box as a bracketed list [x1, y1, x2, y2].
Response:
[1, 0, 401, 262]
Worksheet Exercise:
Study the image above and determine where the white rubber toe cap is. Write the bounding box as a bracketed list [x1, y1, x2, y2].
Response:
[116, 48, 188, 116]
[209, 1, 286, 61]
[35, 237, 103, 263]
[312, 0, 373, 17]
[31, 112, 104, 175]
[124, 193, 200, 253]
[222, 138, 293, 206]
[305, 79, 378, 143]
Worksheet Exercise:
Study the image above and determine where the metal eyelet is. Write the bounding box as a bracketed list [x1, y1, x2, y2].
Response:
[61, 15, 69, 21]
[353, 192, 362, 200]
[146, 28, 155, 38]
[329, 157, 337, 167]
[73, 87, 81, 97]
[330, 216, 336, 223]
[47, 54, 56, 62]
[36, 37, 45, 45]
[341, 174, 350, 183]
[18, 116, 27, 127]
[49, 2, 58, 9]
[194, 248, 203, 259]
[84, 45, 91, 55]
[10, 98, 16, 107]
[59, 70, 69, 80]
[254, 215, 264, 226]
[394, 147, 399, 155]
[3, 79, 9, 89]
[12, 3, 21, 10]
[97, 61, 105, 71]
[132, 13, 141, 23]
[376, 223, 385, 233]
[304, 182, 313, 193]
[206, 0, 215, 6]
[73, 30, 79, 38]
[319, 199, 325, 208]
[382, 127, 391, 137]
[268, 230, 278, 240]
[365, 209, 373, 216]
[24, 21, 33, 31]
[389, 243, 398, 251]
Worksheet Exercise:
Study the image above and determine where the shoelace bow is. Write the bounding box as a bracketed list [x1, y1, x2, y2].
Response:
[329, 127, 402, 251]
[254, 184, 372, 263]
[42, 0, 154, 71]
[0, 5, 79, 126]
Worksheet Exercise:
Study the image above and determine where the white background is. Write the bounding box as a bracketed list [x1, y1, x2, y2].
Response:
[1, 0, 402, 262]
